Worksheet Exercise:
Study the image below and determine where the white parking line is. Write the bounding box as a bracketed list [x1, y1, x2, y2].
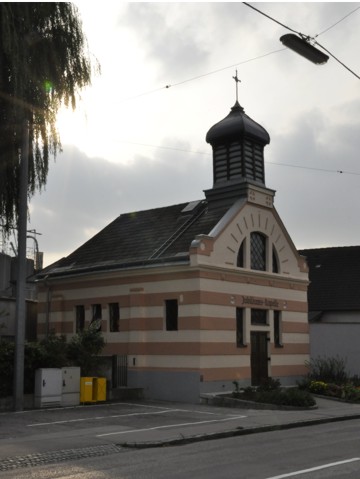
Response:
[27, 409, 177, 427]
[264, 458, 360, 478]
[96, 415, 247, 437]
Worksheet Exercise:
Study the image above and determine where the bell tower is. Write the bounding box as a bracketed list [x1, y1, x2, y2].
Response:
[204, 73, 271, 208]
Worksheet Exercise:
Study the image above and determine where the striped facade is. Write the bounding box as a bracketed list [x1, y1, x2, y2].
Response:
[37, 185, 309, 403]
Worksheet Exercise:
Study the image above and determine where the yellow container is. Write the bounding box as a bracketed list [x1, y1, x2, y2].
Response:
[93, 377, 106, 402]
[80, 377, 96, 403]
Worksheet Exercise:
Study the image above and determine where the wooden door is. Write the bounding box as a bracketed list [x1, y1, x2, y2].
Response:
[251, 332, 269, 386]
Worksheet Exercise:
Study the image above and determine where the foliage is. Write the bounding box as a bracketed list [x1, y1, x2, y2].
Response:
[256, 388, 316, 408]
[0, 339, 15, 397]
[308, 380, 328, 395]
[0, 3, 97, 231]
[305, 356, 348, 385]
[67, 328, 105, 376]
[341, 384, 360, 402]
[307, 380, 360, 402]
[257, 377, 281, 392]
[300, 358, 360, 402]
[232, 379, 316, 408]
[0, 340, 45, 396]
[38, 333, 68, 368]
[0, 329, 105, 397]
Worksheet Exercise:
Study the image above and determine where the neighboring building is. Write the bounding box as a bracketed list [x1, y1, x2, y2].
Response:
[36, 99, 309, 402]
[299, 246, 360, 377]
[0, 252, 37, 341]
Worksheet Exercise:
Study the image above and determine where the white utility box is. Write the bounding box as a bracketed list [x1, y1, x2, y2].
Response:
[34, 368, 62, 408]
[61, 367, 81, 406]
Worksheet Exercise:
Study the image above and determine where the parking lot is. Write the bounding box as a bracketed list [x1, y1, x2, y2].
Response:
[0, 400, 248, 462]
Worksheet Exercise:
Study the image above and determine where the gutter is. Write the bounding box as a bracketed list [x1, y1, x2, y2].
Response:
[35, 255, 190, 281]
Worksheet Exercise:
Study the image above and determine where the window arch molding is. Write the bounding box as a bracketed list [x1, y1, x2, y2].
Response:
[236, 230, 281, 274]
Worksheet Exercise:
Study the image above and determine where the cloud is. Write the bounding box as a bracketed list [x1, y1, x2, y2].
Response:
[30, 94, 360, 266]
[266, 99, 360, 249]
[120, 3, 211, 79]
[29, 143, 211, 264]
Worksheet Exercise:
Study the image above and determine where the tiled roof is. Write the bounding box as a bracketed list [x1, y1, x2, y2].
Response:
[41, 200, 229, 277]
[299, 246, 360, 312]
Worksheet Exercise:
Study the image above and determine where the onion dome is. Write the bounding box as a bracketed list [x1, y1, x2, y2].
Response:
[206, 101, 270, 187]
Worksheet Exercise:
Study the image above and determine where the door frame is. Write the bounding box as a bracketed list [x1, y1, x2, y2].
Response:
[250, 331, 269, 386]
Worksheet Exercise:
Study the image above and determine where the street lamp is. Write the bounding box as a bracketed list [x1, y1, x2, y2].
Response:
[280, 33, 329, 65]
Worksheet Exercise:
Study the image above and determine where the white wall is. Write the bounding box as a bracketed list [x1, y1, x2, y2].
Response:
[310, 322, 360, 377]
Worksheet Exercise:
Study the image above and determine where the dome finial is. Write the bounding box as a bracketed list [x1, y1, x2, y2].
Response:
[232, 70, 241, 103]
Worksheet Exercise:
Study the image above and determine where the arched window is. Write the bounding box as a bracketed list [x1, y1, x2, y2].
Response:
[237, 239, 245, 267]
[272, 246, 279, 273]
[250, 232, 266, 271]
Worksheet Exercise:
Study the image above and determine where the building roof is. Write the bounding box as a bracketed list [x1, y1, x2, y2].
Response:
[40, 199, 230, 278]
[206, 101, 270, 145]
[299, 246, 360, 312]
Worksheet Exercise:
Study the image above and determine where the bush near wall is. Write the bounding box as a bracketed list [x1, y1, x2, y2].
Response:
[301, 356, 360, 402]
[0, 330, 105, 398]
[232, 378, 316, 408]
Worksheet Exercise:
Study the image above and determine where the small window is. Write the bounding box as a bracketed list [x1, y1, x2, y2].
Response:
[109, 303, 120, 332]
[91, 304, 102, 331]
[251, 309, 267, 325]
[250, 232, 266, 271]
[274, 310, 282, 347]
[237, 240, 245, 268]
[272, 247, 279, 273]
[91, 304, 102, 320]
[236, 308, 246, 347]
[165, 299, 178, 331]
[75, 305, 85, 333]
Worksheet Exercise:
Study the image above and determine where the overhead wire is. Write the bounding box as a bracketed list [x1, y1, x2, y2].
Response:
[243, 2, 360, 80]
[122, 4, 359, 104]
[94, 4, 360, 177]
[117, 140, 360, 177]
[315, 5, 360, 37]
[313, 40, 360, 80]
[266, 161, 360, 176]
[122, 47, 287, 102]
[242, 2, 301, 35]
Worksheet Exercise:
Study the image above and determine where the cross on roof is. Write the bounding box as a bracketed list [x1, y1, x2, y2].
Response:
[232, 70, 241, 103]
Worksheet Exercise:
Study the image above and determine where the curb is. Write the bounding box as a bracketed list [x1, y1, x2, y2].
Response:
[119, 413, 360, 449]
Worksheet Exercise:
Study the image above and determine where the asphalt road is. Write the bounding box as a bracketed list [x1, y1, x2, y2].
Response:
[0, 400, 248, 459]
[1, 400, 360, 478]
[1, 420, 360, 478]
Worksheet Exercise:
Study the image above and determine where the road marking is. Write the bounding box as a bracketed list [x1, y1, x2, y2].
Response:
[27, 403, 241, 427]
[264, 458, 360, 478]
[27, 409, 176, 427]
[96, 415, 247, 437]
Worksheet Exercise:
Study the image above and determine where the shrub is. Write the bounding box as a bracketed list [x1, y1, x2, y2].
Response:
[305, 356, 348, 385]
[232, 380, 316, 408]
[38, 333, 69, 368]
[326, 383, 342, 398]
[257, 377, 281, 392]
[308, 380, 328, 395]
[67, 329, 105, 376]
[0, 340, 15, 397]
[0, 329, 105, 397]
[350, 375, 360, 387]
[256, 388, 316, 407]
[341, 384, 360, 402]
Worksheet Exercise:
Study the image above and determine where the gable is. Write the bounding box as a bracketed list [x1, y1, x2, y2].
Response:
[191, 199, 307, 279]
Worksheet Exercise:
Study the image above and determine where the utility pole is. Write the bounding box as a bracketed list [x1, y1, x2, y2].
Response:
[14, 119, 29, 411]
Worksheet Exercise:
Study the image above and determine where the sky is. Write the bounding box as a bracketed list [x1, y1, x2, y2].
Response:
[22, 2, 360, 267]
